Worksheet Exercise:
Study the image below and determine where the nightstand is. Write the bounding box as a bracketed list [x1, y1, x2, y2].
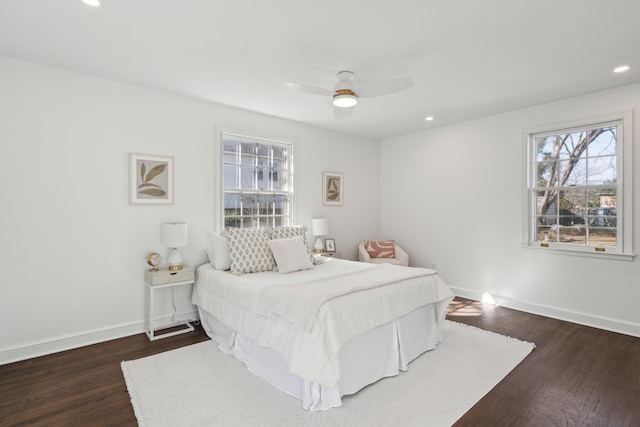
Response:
[144, 267, 195, 341]
[315, 252, 342, 259]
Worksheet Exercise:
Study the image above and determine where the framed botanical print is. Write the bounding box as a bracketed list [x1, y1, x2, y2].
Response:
[324, 238, 336, 253]
[322, 171, 343, 206]
[129, 153, 174, 204]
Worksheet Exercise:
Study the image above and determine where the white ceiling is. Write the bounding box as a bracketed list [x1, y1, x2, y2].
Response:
[1, 0, 639, 140]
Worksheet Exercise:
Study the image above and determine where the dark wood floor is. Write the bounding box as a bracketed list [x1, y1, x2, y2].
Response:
[1, 299, 639, 426]
[448, 299, 640, 427]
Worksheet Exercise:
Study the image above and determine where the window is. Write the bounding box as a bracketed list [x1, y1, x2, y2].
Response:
[524, 112, 633, 258]
[221, 133, 293, 229]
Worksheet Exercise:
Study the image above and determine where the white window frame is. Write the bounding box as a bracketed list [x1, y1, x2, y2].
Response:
[215, 131, 296, 230]
[521, 111, 634, 260]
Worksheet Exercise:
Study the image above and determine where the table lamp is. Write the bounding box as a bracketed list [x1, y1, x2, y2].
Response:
[311, 218, 329, 253]
[162, 222, 188, 271]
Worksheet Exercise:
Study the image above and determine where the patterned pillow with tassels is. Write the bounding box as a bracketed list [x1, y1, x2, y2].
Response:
[364, 240, 395, 258]
[225, 228, 276, 274]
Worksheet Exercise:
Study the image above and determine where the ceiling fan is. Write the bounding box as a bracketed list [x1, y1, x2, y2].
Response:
[283, 71, 414, 119]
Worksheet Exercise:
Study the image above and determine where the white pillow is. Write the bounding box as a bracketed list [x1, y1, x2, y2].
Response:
[270, 225, 316, 265]
[268, 236, 315, 274]
[208, 231, 231, 270]
[205, 247, 215, 265]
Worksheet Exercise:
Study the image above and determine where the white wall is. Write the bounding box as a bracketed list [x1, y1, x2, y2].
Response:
[380, 83, 640, 337]
[0, 56, 380, 364]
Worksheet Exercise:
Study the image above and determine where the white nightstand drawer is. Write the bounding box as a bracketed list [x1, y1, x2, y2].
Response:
[145, 267, 195, 285]
[314, 252, 342, 260]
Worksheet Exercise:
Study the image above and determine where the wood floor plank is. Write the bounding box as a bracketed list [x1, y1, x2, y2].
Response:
[1, 299, 639, 426]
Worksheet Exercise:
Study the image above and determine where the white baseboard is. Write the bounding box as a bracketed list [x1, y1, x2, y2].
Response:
[0, 309, 199, 366]
[450, 286, 640, 338]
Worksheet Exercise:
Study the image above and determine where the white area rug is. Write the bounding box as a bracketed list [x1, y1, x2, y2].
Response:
[121, 321, 534, 427]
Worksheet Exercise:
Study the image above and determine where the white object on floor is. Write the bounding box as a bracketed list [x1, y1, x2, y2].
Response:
[121, 320, 535, 427]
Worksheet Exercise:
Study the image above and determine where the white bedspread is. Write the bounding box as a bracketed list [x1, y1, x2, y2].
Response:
[253, 263, 437, 332]
[192, 259, 454, 388]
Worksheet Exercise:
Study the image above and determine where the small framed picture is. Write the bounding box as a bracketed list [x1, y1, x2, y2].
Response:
[324, 238, 336, 253]
[322, 171, 343, 206]
[129, 153, 174, 204]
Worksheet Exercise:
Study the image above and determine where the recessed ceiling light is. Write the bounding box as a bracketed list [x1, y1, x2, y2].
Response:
[614, 65, 630, 73]
[83, 0, 100, 6]
[425, 116, 434, 121]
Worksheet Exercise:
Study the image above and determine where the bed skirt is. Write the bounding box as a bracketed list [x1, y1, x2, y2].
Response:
[198, 303, 442, 411]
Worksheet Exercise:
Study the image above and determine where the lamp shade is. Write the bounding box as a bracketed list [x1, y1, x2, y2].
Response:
[162, 222, 188, 248]
[311, 218, 329, 236]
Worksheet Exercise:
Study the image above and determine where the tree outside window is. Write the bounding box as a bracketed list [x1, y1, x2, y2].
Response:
[526, 115, 631, 256]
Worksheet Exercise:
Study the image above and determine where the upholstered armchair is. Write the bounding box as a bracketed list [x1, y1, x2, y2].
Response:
[358, 240, 409, 266]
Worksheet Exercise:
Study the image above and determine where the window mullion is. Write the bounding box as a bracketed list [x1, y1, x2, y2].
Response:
[222, 134, 293, 229]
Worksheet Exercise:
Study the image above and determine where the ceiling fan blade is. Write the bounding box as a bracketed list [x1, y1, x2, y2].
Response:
[357, 77, 414, 98]
[334, 105, 355, 120]
[283, 81, 333, 97]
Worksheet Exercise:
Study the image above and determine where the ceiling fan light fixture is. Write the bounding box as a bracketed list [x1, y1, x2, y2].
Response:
[333, 90, 358, 108]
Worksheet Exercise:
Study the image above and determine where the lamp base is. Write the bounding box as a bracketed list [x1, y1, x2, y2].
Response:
[313, 237, 325, 253]
[167, 248, 184, 272]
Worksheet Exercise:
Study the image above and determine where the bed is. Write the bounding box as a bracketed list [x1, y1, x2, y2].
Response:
[191, 231, 454, 411]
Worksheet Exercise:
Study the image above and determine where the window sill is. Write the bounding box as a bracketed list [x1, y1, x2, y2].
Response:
[521, 244, 635, 261]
